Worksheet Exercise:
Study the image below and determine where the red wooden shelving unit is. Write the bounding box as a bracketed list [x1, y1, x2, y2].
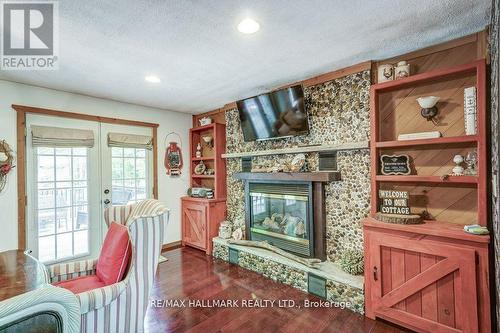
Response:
[187, 123, 227, 199]
[369, 59, 487, 226]
[364, 60, 491, 333]
[181, 123, 227, 255]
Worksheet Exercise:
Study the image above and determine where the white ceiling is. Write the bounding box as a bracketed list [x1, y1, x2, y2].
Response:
[0, 0, 491, 114]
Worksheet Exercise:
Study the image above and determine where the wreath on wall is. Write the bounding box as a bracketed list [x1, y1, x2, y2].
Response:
[0, 140, 15, 193]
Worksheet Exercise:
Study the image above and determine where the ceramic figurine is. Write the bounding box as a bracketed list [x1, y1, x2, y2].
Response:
[395, 61, 410, 79]
[195, 142, 202, 158]
[452, 155, 465, 176]
[464, 150, 478, 175]
[378, 64, 394, 83]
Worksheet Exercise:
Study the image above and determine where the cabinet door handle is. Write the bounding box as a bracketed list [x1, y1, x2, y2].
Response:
[373, 266, 378, 281]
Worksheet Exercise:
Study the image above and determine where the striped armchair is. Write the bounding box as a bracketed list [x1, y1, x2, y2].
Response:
[47, 199, 169, 333]
[0, 286, 80, 333]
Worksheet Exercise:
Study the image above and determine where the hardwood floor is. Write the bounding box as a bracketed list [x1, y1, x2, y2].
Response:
[145, 247, 410, 333]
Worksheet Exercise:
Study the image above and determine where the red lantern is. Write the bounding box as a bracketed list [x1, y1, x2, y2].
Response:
[164, 133, 183, 176]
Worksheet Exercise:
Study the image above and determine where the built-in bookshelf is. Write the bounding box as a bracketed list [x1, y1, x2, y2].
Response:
[189, 123, 226, 199]
[369, 59, 487, 227]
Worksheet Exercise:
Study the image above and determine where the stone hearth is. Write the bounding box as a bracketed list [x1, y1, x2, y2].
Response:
[212, 237, 364, 314]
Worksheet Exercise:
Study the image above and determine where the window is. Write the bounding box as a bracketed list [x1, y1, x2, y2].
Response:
[36, 147, 89, 262]
[111, 147, 148, 205]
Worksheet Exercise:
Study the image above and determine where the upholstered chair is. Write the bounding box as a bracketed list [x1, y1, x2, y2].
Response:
[47, 199, 169, 333]
[0, 286, 81, 333]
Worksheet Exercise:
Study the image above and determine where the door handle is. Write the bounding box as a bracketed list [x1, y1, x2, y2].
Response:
[104, 189, 110, 194]
[373, 266, 378, 281]
[104, 199, 110, 205]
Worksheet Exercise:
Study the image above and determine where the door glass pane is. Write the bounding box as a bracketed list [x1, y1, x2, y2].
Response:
[56, 207, 72, 233]
[38, 156, 54, 181]
[56, 233, 73, 259]
[39, 235, 55, 262]
[111, 148, 149, 205]
[35, 147, 90, 263]
[56, 188, 72, 207]
[73, 206, 88, 230]
[38, 209, 55, 236]
[55, 156, 72, 181]
[73, 157, 87, 180]
[38, 189, 54, 209]
[74, 230, 88, 255]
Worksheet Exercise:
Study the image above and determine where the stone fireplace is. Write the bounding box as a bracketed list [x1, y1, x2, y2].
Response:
[235, 172, 339, 260]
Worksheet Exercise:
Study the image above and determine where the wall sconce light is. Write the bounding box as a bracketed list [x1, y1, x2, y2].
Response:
[417, 96, 440, 121]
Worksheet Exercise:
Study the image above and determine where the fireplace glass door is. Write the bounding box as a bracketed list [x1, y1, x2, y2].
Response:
[248, 182, 312, 257]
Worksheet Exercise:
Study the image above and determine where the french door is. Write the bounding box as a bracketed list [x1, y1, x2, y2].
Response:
[26, 115, 153, 264]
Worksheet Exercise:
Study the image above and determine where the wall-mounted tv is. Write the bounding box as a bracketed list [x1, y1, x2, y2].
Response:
[237, 85, 309, 142]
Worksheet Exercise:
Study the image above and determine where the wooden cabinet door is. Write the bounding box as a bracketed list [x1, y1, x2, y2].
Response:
[369, 233, 478, 333]
[182, 202, 207, 250]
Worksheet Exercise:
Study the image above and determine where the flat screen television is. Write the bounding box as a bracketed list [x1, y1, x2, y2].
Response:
[237, 85, 309, 142]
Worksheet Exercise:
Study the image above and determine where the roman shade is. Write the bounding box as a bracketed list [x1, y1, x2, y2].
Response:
[107, 132, 153, 150]
[31, 125, 95, 147]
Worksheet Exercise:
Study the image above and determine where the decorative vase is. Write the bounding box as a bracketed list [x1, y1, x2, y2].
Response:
[378, 64, 394, 83]
[395, 61, 410, 79]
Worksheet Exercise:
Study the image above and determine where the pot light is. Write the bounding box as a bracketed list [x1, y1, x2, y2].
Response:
[145, 75, 161, 83]
[237, 18, 260, 34]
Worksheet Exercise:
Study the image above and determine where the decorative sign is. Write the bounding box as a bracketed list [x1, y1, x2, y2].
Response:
[379, 190, 410, 215]
[380, 154, 411, 175]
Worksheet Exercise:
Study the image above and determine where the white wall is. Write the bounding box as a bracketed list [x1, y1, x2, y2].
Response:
[0, 80, 191, 251]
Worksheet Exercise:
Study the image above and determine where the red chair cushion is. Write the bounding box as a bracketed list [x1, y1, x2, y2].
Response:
[96, 222, 132, 285]
[53, 275, 106, 294]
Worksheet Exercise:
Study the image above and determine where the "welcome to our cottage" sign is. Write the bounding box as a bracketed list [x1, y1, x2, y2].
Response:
[379, 190, 410, 215]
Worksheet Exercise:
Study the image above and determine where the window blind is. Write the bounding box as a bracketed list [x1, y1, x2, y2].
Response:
[31, 125, 94, 147]
[107, 132, 153, 150]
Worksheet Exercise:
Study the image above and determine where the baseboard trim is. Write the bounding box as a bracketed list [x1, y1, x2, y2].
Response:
[162, 241, 182, 252]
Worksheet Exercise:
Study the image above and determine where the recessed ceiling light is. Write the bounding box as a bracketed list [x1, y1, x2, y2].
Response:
[237, 18, 260, 34]
[145, 75, 161, 83]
